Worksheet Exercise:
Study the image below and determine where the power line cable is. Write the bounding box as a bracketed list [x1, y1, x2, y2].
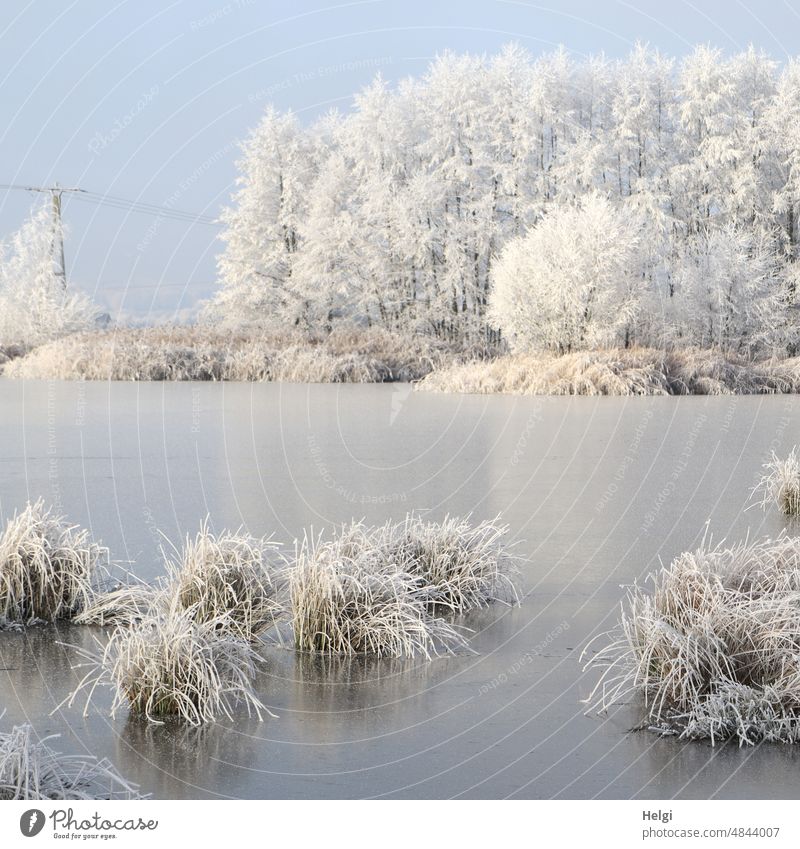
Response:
[69, 192, 219, 225]
[0, 183, 220, 225]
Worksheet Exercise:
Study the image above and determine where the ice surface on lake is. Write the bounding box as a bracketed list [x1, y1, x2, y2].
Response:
[0, 381, 796, 798]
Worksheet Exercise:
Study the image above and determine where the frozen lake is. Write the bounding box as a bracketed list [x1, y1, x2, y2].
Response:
[2, 380, 800, 799]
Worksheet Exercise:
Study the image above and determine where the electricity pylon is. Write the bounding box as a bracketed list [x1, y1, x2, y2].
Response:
[50, 185, 67, 289]
[11, 184, 84, 289]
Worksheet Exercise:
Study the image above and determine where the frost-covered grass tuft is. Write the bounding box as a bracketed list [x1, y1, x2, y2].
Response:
[3, 325, 452, 382]
[752, 448, 800, 516]
[382, 515, 519, 612]
[0, 500, 107, 625]
[63, 598, 270, 726]
[0, 722, 139, 800]
[63, 523, 282, 724]
[583, 535, 800, 745]
[77, 524, 286, 639]
[418, 348, 800, 396]
[289, 523, 469, 658]
[163, 522, 285, 641]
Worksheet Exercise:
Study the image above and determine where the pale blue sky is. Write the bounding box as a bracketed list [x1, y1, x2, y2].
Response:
[2, 0, 799, 319]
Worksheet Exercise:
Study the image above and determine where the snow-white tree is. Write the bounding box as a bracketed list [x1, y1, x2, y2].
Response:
[206, 43, 800, 355]
[727, 47, 779, 229]
[0, 200, 98, 349]
[766, 58, 800, 272]
[670, 224, 787, 352]
[290, 151, 371, 330]
[488, 195, 644, 353]
[206, 108, 317, 328]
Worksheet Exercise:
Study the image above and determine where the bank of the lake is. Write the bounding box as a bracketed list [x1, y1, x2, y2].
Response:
[3, 329, 800, 396]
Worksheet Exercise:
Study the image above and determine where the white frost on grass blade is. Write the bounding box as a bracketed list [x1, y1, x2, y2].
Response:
[0, 500, 107, 625]
[62, 598, 271, 726]
[583, 535, 800, 745]
[0, 722, 139, 800]
[752, 447, 800, 516]
[289, 524, 470, 658]
[78, 523, 287, 640]
[73, 581, 155, 627]
[383, 514, 520, 612]
[163, 522, 285, 641]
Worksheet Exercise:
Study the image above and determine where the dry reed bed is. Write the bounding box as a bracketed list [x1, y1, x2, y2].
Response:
[1, 325, 451, 382]
[0, 721, 138, 799]
[0, 343, 26, 366]
[418, 348, 800, 396]
[584, 536, 800, 745]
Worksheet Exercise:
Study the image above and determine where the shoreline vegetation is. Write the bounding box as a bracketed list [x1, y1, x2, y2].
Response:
[0, 326, 454, 383]
[4, 328, 800, 395]
[417, 347, 800, 396]
[5, 46, 800, 397]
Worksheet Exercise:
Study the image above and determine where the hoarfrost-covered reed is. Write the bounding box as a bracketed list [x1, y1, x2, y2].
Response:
[64, 523, 290, 725]
[0, 721, 139, 800]
[752, 447, 800, 516]
[2, 325, 450, 383]
[163, 523, 285, 641]
[418, 348, 800, 396]
[382, 514, 519, 612]
[583, 535, 800, 745]
[77, 523, 286, 639]
[0, 500, 107, 626]
[289, 523, 469, 658]
[63, 597, 271, 726]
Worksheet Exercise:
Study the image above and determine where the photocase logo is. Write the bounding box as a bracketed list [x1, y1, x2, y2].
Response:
[20, 809, 46, 837]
